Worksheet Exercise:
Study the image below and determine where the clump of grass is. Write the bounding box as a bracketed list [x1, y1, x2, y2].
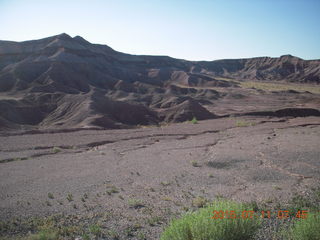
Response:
[137, 231, 146, 240]
[235, 120, 254, 127]
[190, 117, 198, 124]
[286, 192, 320, 217]
[162, 196, 172, 201]
[28, 228, 58, 240]
[82, 233, 90, 240]
[59, 225, 79, 237]
[147, 216, 163, 226]
[47, 193, 54, 199]
[160, 199, 261, 240]
[128, 198, 145, 209]
[66, 193, 73, 202]
[89, 224, 102, 237]
[280, 213, 320, 240]
[272, 185, 282, 190]
[192, 196, 209, 208]
[106, 186, 119, 195]
[160, 181, 171, 186]
[52, 147, 61, 154]
[124, 226, 136, 237]
[191, 160, 200, 167]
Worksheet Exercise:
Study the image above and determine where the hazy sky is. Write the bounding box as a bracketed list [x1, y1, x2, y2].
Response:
[1, 0, 319, 60]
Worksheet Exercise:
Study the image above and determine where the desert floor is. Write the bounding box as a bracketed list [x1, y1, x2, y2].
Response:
[1, 113, 319, 239]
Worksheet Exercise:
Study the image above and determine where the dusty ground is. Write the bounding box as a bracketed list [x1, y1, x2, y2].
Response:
[0, 113, 319, 239]
[1, 34, 320, 239]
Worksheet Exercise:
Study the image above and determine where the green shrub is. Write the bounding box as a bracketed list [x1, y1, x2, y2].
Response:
[283, 213, 320, 240]
[47, 193, 54, 199]
[190, 117, 198, 124]
[191, 160, 200, 167]
[52, 147, 61, 154]
[160, 200, 261, 240]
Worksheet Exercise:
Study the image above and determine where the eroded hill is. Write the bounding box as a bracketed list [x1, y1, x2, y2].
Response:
[0, 33, 319, 130]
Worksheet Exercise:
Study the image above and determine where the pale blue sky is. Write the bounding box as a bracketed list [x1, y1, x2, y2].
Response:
[0, 0, 319, 60]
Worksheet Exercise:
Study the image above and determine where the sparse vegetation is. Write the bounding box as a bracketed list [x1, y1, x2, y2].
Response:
[162, 196, 172, 201]
[108, 229, 120, 239]
[147, 216, 163, 226]
[128, 198, 145, 209]
[106, 186, 119, 195]
[192, 196, 209, 208]
[66, 193, 73, 202]
[190, 160, 200, 167]
[235, 120, 254, 127]
[89, 224, 102, 237]
[51, 147, 61, 154]
[137, 231, 146, 240]
[190, 117, 198, 124]
[2, 189, 320, 240]
[240, 81, 320, 94]
[273, 185, 282, 190]
[28, 228, 58, 240]
[160, 181, 171, 186]
[82, 233, 90, 240]
[286, 191, 320, 216]
[280, 213, 320, 240]
[47, 193, 54, 199]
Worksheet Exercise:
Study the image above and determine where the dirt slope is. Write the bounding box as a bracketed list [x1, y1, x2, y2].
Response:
[0, 33, 319, 131]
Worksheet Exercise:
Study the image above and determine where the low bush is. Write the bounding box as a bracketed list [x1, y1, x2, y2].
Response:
[160, 199, 261, 240]
[282, 212, 320, 240]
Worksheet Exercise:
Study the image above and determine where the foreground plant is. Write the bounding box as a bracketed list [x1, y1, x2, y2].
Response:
[281, 212, 320, 240]
[160, 199, 261, 240]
